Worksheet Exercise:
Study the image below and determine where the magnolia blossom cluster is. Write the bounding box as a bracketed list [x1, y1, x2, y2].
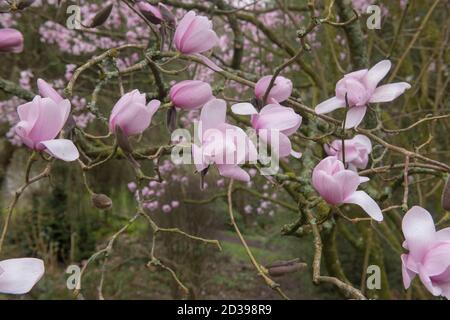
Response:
[1, 3, 448, 300]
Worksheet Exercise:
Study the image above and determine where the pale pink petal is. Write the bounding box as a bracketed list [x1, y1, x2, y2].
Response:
[343, 190, 383, 221]
[200, 98, 227, 132]
[364, 60, 391, 90]
[345, 106, 367, 129]
[402, 206, 436, 262]
[28, 97, 69, 143]
[112, 103, 152, 136]
[216, 164, 250, 181]
[332, 170, 360, 199]
[40, 139, 79, 162]
[173, 11, 196, 48]
[256, 105, 301, 132]
[312, 170, 343, 204]
[344, 69, 368, 79]
[37, 78, 63, 103]
[422, 243, 450, 277]
[147, 99, 160, 117]
[369, 82, 411, 103]
[439, 282, 450, 299]
[401, 254, 416, 289]
[315, 97, 345, 114]
[418, 268, 442, 297]
[291, 150, 302, 158]
[353, 134, 372, 152]
[170, 80, 213, 110]
[0, 258, 44, 295]
[436, 227, 450, 242]
[231, 103, 258, 115]
[193, 53, 223, 72]
[181, 30, 218, 53]
[17, 98, 40, 124]
[359, 176, 370, 183]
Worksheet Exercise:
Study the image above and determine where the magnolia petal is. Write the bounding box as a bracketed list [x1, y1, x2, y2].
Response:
[291, 149, 302, 158]
[315, 97, 344, 114]
[401, 254, 416, 289]
[182, 30, 219, 54]
[353, 134, 372, 152]
[364, 60, 391, 90]
[231, 103, 258, 115]
[344, 190, 383, 221]
[216, 164, 250, 182]
[312, 170, 343, 205]
[113, 103, 153, 136]
[369, 82, 411, 103]
[28, 97, 69, 143]
[359, 176, 370, 183]
[40, 139, 79, 162]
[37, 78, 63, 103]
[440, 282, 450, 299]
[333, 170, 361, 200]
[418, 267, 442, 297]
[173, 11, 196, 48]
[345, 106, 367, 129]
[0, 258, 44, 295]
[402, 206, 437, 262]
[421, 243, 450, 277]
[147, 99, 160, 117]
[436, 227, 450, 242]
[200, 98, 227, 133]
[193, 53, 223, 71]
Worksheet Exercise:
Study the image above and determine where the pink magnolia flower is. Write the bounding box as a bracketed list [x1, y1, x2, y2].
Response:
[173, 10, 219, 54]
[109, 90, 160, 136]
[192, 99, 257, 182]
[232, 102, 302, 158]
[315, 60, 411, 128]
[169, 80, 213, 110]
[15, 80, 79, 162]
[401, 206, 450, 299]
[0, 258, 44, 295]
[254, 75, 293, 103]
[324, 134, 372, 170]
[312, 156, 383, 221]
[0, 28, 24, 53]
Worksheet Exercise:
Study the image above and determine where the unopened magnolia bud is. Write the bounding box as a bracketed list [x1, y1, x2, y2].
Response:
[166, 107, 177, 132]
[115, 125, 141, 169]
[442, 176, 450, 211]
[115, 125, 133, 154]
[158, 3, 175, 25]
[266, 259, 307, 277]
[137, 3, 162, 24]
[88, 3, 113, 28]
[91, 193, 113, 210]
[200, 166, 209, 190]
